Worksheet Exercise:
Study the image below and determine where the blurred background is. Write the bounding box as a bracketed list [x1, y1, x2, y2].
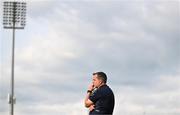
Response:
[0, 0, 180, 115]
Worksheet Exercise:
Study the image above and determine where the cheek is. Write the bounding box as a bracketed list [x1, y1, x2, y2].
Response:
[98, 81, 101, 85]
[94, 81, 98, 84]
[94, 81, 99, 85]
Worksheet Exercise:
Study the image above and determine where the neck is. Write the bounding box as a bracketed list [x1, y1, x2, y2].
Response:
[98, 83, 106, 88]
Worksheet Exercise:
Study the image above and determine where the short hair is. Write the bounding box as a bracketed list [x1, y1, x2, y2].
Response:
[93, 72, 107, 83]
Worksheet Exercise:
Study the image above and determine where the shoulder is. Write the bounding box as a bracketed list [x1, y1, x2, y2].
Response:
[99, 85, 113, 94]
[101, 85, 112, 91]
[105, 85, 115, 97]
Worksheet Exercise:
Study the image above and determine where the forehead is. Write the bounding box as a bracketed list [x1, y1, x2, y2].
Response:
[92, 74, 98, 79]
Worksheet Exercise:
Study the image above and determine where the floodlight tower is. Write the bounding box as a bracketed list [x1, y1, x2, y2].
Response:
[3, 1, 26, 115]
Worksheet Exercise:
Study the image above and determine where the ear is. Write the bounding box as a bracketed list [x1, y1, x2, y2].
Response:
[100, 80, 103, 84]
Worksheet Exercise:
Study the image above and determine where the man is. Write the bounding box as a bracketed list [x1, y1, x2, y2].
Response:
[84, 72, 115, 115]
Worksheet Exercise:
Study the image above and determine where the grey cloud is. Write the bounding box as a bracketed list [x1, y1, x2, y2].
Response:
[14, 0, 179, 90]
[1, 0, 179, 115]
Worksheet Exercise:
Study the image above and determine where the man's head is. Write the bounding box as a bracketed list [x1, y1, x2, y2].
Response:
[92, 72, 107, 88]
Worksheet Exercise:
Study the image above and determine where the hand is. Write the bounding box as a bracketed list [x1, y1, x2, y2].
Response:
[89, 104, 95, 112]
[88, 83, 94, 91]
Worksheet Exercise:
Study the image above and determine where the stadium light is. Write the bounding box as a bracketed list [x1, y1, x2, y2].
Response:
[3, 1, 26, 115]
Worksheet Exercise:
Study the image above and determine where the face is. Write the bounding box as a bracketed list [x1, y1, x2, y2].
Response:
[92, 74, 102, 88]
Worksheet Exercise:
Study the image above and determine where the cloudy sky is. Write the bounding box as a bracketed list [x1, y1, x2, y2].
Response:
[0, 0, 180, 115]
